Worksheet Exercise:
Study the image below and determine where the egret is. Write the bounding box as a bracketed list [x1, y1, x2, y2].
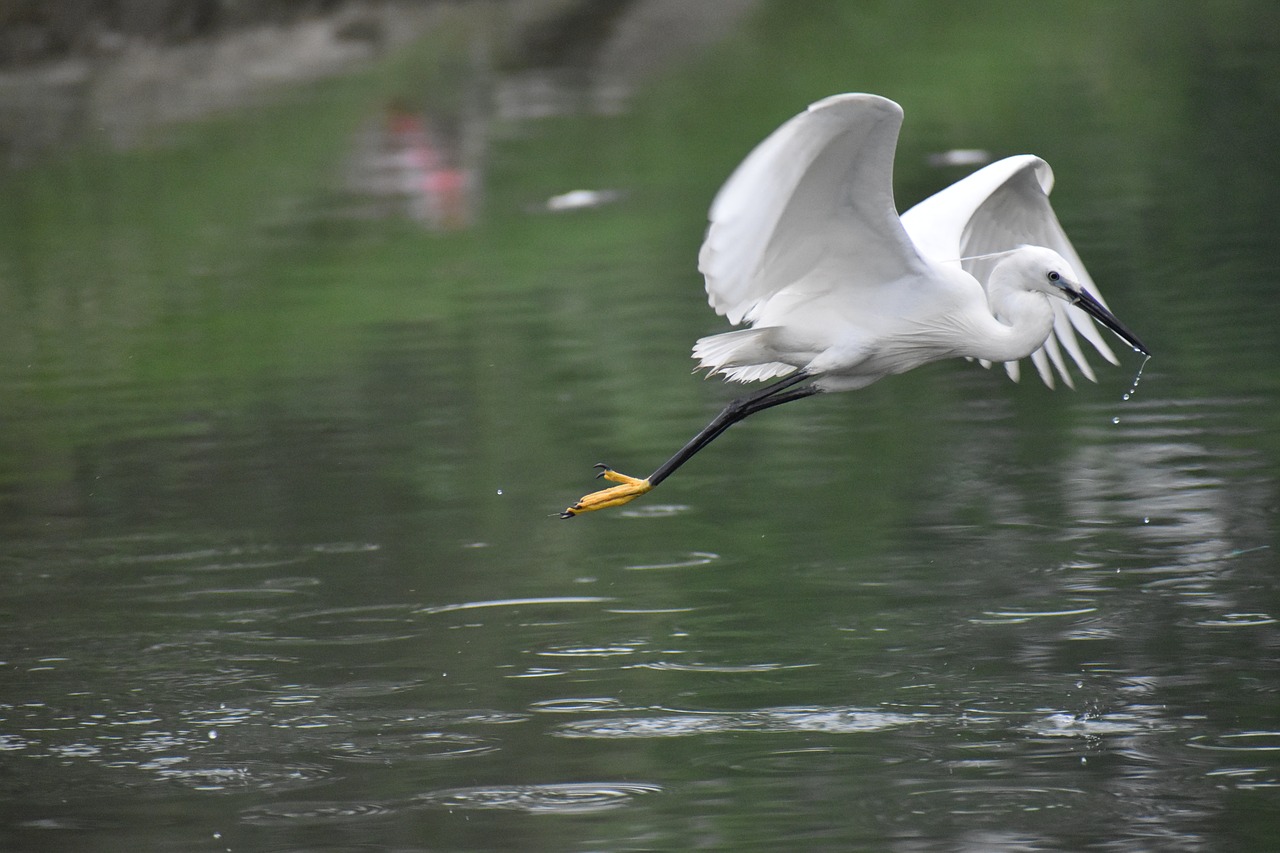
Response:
[561, 94, 1149, 518]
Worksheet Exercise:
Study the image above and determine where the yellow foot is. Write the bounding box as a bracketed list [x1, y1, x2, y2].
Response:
[561, 464, 652, 518]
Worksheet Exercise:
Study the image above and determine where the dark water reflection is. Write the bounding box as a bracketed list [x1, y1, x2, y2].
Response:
[4, 3, 1280, 852]
[4, 389, 1276, 849]
[4, 348, 1278, 850]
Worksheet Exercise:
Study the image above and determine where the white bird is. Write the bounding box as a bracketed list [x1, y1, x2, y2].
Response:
[562, 93, 1149, 518]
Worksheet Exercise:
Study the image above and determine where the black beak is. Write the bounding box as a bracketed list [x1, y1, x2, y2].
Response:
[1070, 287, 1150, 356]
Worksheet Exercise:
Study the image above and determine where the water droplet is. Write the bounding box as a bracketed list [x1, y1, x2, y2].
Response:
[208, 729, 218, 740]
[496, 489, 503, 495]
[1121, 355, 1150, 402]
[1143, 516, 1150, 524]
[1111, 417, 1120, 425]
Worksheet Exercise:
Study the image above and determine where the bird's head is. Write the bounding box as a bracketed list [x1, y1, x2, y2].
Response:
[1003, 246, 1150, 356]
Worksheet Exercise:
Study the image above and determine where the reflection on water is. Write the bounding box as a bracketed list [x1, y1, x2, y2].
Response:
[2, 2, 1280, 851]
[345, 100, 478, 231]
[3, 413, 1275, 847]
[4, 374, 1277, 851]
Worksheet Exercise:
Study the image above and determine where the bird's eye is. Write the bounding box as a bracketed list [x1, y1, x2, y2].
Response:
[1047, 271, 1061, 283]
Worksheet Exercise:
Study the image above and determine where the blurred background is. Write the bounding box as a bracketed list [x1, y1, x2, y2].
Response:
[1, 1, 1278, 850]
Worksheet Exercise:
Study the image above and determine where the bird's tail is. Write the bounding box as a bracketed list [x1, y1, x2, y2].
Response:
[692, 327, 796, 383]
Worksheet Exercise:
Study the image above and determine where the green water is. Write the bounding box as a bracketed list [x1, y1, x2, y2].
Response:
[2, 2, 1279, 850]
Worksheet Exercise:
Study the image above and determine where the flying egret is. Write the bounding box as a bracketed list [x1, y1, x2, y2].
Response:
[561, 93, 1149, 518]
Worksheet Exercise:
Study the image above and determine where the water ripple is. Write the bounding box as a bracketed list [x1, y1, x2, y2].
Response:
[906, 782, 1089, 812]
[310, 542, 382, 554]
[414, 782, 661, 813]
[1193, 612, 1277, 628]
[689, 744, 869, 776]
[331, 731, 498, 763]
[1188, 731, 1280, 753]
[529, 697, 628, 714]
[1021, 711, 1167, 739]
[241, 801, 392, 825]
[537, 644, 642, 658]
[616, 503, 690, 519]
[553, 706, 922, 739]
[628, 660, 814, 673]
[624, 551, 720, 571]
[971, 606, 1097, 625]
[416, 596, 613, 615]
[146, 758, 331, 792]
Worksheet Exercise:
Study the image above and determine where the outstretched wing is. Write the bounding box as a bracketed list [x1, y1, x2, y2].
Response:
[698, 94, 929, 326]
[900, 155, 1120, 388]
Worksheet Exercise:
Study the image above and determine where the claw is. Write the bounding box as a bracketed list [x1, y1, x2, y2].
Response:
[561, 467, 652, 518]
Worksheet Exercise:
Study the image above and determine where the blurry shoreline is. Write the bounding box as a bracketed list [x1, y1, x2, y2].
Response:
[0, 1, 447, 165]
[0, 0, 757, 167]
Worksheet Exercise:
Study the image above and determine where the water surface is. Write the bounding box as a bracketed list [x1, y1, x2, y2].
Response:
[2, 2, 1279, 851]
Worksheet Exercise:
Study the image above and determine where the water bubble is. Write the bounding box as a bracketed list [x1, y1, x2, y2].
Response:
[496, 489, 503, 496]
[1111, 417, 1120, 425]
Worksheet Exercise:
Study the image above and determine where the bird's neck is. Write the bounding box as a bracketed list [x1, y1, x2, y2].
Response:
[970, 275, 1056, 363]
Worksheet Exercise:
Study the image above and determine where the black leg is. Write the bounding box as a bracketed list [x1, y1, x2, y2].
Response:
[562, 371, 820, 517]
[646, 371, 817, 487]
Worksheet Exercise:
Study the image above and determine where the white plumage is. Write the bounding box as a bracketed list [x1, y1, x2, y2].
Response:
[562, 93, 1147, 518]
[693, 93, 1140, 392]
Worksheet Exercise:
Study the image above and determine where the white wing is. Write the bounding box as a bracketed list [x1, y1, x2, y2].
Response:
[697, 94, 929, 326]
[900, 155, 1120, 388]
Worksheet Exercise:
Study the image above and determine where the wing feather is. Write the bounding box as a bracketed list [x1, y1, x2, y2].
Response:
[1029, 348, 1055, 388]
[900, 155, 1120, 387]
[698, 94, 927, 325]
